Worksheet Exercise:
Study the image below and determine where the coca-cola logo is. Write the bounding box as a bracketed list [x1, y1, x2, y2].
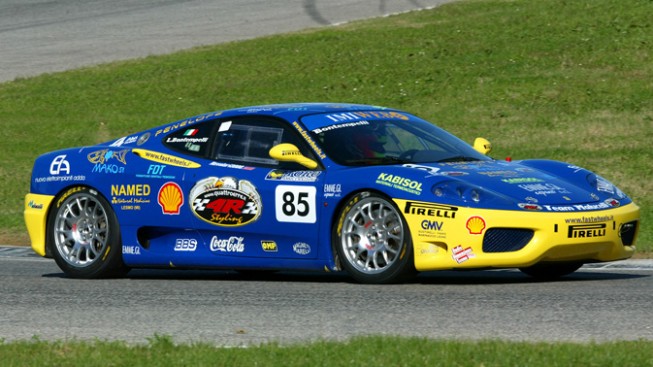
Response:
[210, 236, 245, 253]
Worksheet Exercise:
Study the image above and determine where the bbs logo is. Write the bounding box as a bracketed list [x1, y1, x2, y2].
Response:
[175, 239, 198, 252]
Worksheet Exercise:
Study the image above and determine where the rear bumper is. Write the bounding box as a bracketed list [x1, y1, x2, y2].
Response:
[24, 193, 54, 257]
[394, 199, 640, 271]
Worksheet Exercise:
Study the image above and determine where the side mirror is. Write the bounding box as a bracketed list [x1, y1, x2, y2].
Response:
[473, 137, 492, 155]
[269, 143, 318, 169]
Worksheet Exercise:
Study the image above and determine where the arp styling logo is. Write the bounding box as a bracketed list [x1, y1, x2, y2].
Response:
[190, 177, 261, 227]
[567, 223, 607, 238]
[49, 155, 70, 175]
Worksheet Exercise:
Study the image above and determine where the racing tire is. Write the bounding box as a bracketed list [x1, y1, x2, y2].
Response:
[334, 191, 415, 284]
[48, 186, 127, 278]
[519, 262, 583, 280]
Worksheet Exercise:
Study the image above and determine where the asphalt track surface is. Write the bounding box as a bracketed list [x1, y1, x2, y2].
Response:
[2, 0, 652, 345]
[1, 246, 653, 344]
[1, 0, 455, 82]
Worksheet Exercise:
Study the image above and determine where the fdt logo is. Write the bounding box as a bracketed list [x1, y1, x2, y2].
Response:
[49, 155, 70, 175]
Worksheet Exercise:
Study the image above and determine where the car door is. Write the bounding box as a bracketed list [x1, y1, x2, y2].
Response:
[187, 116, 325, 260]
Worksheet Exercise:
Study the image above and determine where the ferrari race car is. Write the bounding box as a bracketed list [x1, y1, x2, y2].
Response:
[25, 103, 640, 283]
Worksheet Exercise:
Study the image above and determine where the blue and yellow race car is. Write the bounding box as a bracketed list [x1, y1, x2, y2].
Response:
[24, 103, 640, 283]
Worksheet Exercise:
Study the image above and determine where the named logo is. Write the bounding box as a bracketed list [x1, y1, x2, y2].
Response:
[49, 155, 70, 175]
[568, 223, 607, 238]
[404, 201, 458, 219]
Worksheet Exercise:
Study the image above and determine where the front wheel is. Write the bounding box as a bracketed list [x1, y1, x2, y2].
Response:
[48, 186, 127, 278]
[334, 192, 415, 284]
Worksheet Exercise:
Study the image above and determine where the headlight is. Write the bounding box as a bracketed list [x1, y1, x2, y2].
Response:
[587, 174, 627, 199]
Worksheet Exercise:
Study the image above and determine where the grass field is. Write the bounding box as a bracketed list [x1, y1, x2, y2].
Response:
[2, 0, 650, 252]
[1, 335, 653, 367]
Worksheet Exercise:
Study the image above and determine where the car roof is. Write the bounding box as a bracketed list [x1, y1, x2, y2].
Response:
[200, 102, 398, 124]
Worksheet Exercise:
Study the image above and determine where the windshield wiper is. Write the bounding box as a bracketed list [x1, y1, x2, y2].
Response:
[437, 155, 481, 163]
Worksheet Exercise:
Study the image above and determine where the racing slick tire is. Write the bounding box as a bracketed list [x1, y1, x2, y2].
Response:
[48, 186, 127, 278]
[519, 262, 583, 280]
[334, 191, 416, 284]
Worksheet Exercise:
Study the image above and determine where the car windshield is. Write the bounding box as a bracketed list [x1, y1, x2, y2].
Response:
[310, 117, 490, 166]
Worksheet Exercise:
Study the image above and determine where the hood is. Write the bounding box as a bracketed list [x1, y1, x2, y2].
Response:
[391, 159, 629, 212]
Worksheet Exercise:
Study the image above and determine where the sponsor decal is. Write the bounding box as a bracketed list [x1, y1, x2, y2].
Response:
[452, 245, 474, 264]
[136, 164, 175, 180]
[265, 170, 322, 182]
[132, 149, 201, 168]
[292, 121, 326, 159]
[477, 170, 519, 177]
[403, 164, 440, 176]
[87, 149, 129, 174]
[209, 161, 255, 170]
[323, 111, 409, 123]
[404, 201, 458, 219]
[568, 223, 607, 238]
[28, 201, 44, 209]
[518, 183, 571, 196]
[564, 215, 614, 224]
[174, 239, 197, 252]
[56, 186, 84, 208]
[165, 136, 209, 144]
[34, 174, 86, 183]
[501, 177, 544, 184]
[543, 199, 618, 212]
[49, 155, 70, 175]
[122, 245, 141, 255]
[275, 185, 317, 224]
[111, 184, 151, 211]
[110, 135, 139, 147]
[190, 177, 261, 227]
[261, 240, 278, 252]
[376, 173, 422, 195]
[293, 242, 311, 255]
[418, 220, 445, 239]
[137, 132, 150, 146]
[465, 216, 486, 235]
[210, 236, 245, 253]
[323, 183, 342, 198]
[158, 182, 183, 215]
[153, 111, 222, 137]
[312, 120, 370, 134]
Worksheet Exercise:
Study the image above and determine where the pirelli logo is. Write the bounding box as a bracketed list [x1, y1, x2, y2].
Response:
[567, 223, 607, 238]
[404, 201, 458, 219]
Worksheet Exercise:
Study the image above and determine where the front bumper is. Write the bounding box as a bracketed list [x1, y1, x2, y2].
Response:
[394, 199, 640, 271]
[24, 193, 55, 257]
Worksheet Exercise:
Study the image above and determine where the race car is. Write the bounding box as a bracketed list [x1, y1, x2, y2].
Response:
[24, 103, 640, 283]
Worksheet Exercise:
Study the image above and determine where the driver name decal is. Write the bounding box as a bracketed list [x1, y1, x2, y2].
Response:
[190, 177, 262, 227]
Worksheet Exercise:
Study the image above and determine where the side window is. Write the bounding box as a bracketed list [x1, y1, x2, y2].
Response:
[215, 124, 282, 165]
[212, 118, 319, 169]
[162, 123, 213, 157]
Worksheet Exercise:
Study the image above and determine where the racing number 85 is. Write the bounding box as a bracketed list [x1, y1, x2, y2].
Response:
[275, 185, 316, 223]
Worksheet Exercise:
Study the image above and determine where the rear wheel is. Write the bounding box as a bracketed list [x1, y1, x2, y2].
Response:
[334, 192, 415, 284]
[48, 186, 126, 278]
[519, 262, 583, 280]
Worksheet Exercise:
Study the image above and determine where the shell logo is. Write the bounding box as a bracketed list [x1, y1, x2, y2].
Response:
[158, 182, 183, 215]
[466, 216, 486, 235]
